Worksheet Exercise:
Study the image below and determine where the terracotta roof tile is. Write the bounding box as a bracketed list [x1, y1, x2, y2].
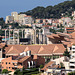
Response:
[41, 61, 55, 70]
[5, 44, 65, 56]
[18, 56, 30, 63]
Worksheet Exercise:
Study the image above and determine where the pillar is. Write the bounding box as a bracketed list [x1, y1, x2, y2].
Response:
[35, 29, 36, 44]
[33, 29, 35, 44]
[28, 61, 30, 68]
[31, 61, 33, 67]
[39, 29, 41, 44]
[22, 29, 23, 38]
[13, 29, 14, 44]
[18, 29, 19, 44]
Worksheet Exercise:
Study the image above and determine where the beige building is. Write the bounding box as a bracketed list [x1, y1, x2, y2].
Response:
[5, 16, 14, 24]
[11, 12, 18, 22]
[18, 14, 27, 25]
[23, 16, 33, 25]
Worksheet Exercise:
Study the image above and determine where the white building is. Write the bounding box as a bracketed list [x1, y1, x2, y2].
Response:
[69, 58, 75, 70]
[18, 14, 27, 25]
[23, 16, 33, 25]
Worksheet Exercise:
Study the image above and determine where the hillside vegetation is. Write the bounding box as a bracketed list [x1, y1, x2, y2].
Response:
[19, 0, 75, 19]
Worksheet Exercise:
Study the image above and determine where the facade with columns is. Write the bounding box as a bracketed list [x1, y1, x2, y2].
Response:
[4, 28, 50, 45]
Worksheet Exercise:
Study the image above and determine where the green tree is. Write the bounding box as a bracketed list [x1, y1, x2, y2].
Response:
[63, 49, 70, 58]
[49, 28, 56, 34]
[2, 69, 8, 74]
[40, 65, 44, 68]
[68, 71, 75, 75]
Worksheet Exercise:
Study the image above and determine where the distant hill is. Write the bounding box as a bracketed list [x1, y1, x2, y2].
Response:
[19, 0, 75, 19]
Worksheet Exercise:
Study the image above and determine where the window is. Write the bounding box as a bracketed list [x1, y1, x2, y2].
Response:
[70, 66, 74, 68]
[6, 62, 7, 64]
[70, 62, 75, 63]
[73, 51, 75, 53]
[9, 62, 10, 64]
[72, 48, 75, 49]
[9, 67, 10, 69]
[0, 48, 1, 51]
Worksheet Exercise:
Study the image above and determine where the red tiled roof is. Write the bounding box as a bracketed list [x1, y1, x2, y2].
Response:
[5, 44, 65, 56]
[41, 61, 55, 70]
[18, 56, 30, 63]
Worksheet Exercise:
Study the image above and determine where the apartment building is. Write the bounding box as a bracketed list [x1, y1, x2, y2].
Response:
[1, 50, 45, 72]
[18, 14, 27, 25]
[11, 12, 18, 22]
[69, 45, 75, 70]
[5, 16, 14, 24]
[23, 16, 33, 26]
[65, 27, 75, 33]
[3, 44, 65, 64]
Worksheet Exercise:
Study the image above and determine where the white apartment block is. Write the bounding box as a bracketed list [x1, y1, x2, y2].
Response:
[69, 45, 75, 70]
[23, 16, 33, 25]
[18, 14, 27, 25]
[69, 58, 75, 70]
[70, 45, 75, 58]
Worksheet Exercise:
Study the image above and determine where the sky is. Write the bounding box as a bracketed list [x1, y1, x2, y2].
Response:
[0, 0, 67, 18]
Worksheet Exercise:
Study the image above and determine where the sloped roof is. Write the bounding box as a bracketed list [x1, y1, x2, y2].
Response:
[41, 61, 61, 70]
[5, 44, 65, 56]
[18, 56, 30, 63]
[41, 61, 55, 70]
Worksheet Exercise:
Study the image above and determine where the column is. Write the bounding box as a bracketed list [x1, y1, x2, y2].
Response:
[35, 29, 36, 44]
[22, 29, 23, 38]
[18, 29, 19, 44]
[33, 29, 35, 44]
[5, 30, 7, 42]
[13, 29, 14, 44]
[9, 29, 10, 44]
[42, 34, 43, 44]
[31, 61, 33, 68]
[28, 61, 30, 68]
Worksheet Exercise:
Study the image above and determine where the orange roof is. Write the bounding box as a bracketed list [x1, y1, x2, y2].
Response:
[70, 32, 75, 39]
[47, 34, 60, 39]
[5, 45, 27, 55]
[5, 44, 65, 56]
[66, 27, 74, 29]
[41, 61, 61, 70]
[18, 56, 30, 63]
[41, 61, 55, 70]
[43, 25, 51, 27]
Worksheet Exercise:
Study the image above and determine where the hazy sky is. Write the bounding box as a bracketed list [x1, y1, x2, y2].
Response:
[0, 0, 67, 18]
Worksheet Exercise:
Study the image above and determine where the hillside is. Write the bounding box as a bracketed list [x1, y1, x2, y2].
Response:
[19, 0, 75, 19]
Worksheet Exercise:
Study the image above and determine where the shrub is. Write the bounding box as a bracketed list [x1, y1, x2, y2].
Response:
[2, 69, 8, 74]
[39, 65, 44, 68]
